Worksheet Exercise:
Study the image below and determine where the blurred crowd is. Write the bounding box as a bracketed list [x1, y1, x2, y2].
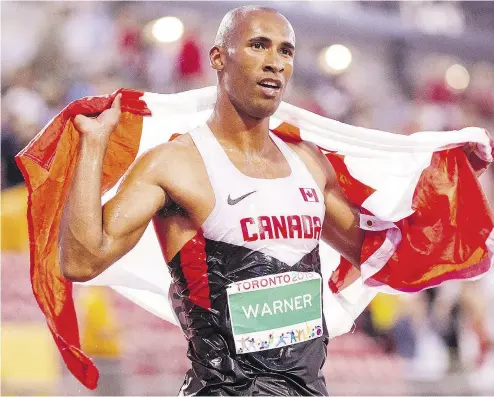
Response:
[2, 2, 494, 396]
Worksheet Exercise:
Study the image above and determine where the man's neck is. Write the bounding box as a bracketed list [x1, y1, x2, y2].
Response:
[207, 95, 272, 155]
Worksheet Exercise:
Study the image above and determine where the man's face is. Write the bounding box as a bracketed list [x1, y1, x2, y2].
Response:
[220, 11, 295, 119]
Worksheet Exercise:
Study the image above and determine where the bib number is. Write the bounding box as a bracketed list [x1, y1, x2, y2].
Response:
[227, 271, 323, 354]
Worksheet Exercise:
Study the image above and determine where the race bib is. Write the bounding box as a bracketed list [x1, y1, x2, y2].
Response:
[227, 271, 323, 354]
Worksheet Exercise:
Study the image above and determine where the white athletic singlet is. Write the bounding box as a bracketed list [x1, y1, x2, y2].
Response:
[189, 123, 326, 266]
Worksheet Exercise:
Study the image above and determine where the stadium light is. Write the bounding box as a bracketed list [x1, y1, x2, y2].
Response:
[319, 45, 352, 74]
[151, 16, 184, 43]
[445, 64, 470, 91]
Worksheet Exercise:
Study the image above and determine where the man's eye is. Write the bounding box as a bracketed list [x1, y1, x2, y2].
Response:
[281, 49, 292, 56]
[252, 42, 265, 50]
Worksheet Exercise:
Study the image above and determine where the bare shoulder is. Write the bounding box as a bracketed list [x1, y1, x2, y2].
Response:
[126, 133, 209, 208]
[286, 140, 324, 161]
[285, 140, 336, 187]
[130, 133, 201, 179]
[138, 133, 195, 161]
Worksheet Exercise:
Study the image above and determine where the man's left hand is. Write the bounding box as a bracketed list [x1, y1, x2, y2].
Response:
[462, 130, 494, 177]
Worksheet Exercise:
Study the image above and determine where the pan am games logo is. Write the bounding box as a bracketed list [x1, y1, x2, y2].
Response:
[234, 322, 323, 354]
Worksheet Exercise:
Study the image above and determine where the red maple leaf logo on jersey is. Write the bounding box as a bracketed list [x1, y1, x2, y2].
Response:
[299, 188, 319, 202]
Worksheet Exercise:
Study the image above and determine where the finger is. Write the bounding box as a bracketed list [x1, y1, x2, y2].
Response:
[73, 114, 92, 133]
[111, 93, 122, 110]
[74, 114, 89, 126]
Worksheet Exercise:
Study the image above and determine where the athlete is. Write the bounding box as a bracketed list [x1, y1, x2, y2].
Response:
[57, 5, 491, 396]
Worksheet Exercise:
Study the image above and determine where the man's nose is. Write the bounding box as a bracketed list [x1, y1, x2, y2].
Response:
[263, 50, 284, 73]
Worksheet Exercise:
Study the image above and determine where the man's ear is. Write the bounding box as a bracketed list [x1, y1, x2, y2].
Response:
[209, 45, 225, 71]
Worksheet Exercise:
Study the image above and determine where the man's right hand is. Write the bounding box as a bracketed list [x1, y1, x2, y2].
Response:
[60, 91, 170, 282]
[73, 94, 122, 142]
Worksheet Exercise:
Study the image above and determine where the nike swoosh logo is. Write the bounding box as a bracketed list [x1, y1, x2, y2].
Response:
[227, 190, 257, 205]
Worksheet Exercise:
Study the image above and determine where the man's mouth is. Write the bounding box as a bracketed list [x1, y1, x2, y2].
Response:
[257, 79, 282, 90]
[257, 79, 282, 98]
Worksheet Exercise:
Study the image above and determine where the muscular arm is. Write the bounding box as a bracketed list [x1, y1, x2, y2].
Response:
[291, 141, 365, 269]
[59, 138, 167, 281]
[320, 160, 364, 269]
[321, 167, 364, 269]
[297, 143, 364, 269]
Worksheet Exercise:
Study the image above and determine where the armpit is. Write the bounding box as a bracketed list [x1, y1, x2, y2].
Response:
[157, 200, 188, 218]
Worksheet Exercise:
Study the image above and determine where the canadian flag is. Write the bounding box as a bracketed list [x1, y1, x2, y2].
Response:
[299, 187, 319, 202]
[14, 87, 494, 390]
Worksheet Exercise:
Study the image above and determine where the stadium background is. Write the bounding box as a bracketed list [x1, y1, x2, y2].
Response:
[2, 1, 494, 395]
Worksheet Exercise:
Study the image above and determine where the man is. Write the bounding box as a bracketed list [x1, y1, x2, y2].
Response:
[58, 5, 491, 396]
[60, 6, 364, 395]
